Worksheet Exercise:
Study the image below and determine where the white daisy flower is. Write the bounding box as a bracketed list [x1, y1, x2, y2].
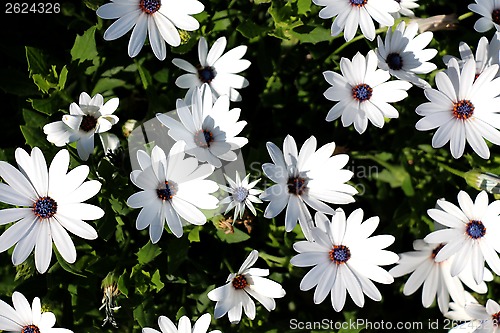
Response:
[126, 142, 218, 243]
[376, 21, 437, 89]
[394, 0, 419, 17]
[43, 92, 119, 161]
[172, 36, 251, 102]
[260, 135, 357, 240]
[415, 58, 500, 159]
[323, 51, 412, 134]
[312, 0, 399, 42]
[219, 171, 262, 220]
[0, 291, 73, 333]
[469, 0, 500, 33]
[443, 33, 500, 78]
[449, 299, 500, 333]
[156, 84, 248, 168]
[290, 209, 398, 312]
[0, 147, 103, 274]
[389, 239, 491, 314]
[207, 249, 286, 324]
[96, 0, 204, 60]
[423, 191, 500, 285]
[142, 313, 220, 333]
[445, 292, 481, 321]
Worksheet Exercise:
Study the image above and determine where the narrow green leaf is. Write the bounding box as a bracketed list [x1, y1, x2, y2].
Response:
[58, 66, 68, 90]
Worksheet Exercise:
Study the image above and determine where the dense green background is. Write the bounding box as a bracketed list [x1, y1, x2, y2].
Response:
[0, 0, 499, 332]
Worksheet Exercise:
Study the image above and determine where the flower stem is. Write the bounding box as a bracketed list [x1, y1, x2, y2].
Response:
[458, 12, 473, 21]
[437, 163, 465, 178]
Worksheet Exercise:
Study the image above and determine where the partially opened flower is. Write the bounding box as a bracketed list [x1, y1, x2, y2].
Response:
[445, 292, 481, 321]
[127, 143, 218, 243]
[468, 0, 500, 33]
[96, 0, 204, 60]
[219, 171, 262, 220]
[376, 21, 437, 88]
[415, 58, 500, 159]
[312, 0, 399, 41]
[394, 0, 419, 17]
[424, 191, 500, 285]
[172, 36, 251, 102]
[142, 313, 220, 333]
[0, 148, 103, 274]
[323, 51, 412, 134]
[156, 84, 248, 168]
[260, 135, 357, 240]
[207, 250, 286, 324]
[290, 209, 398, 312]
[43, 92, 119, 161]
[0, 291, 73, 333]
[389, 239, 491, 313]
[443, 33, 500, 78]
[448, 299, 500, 333]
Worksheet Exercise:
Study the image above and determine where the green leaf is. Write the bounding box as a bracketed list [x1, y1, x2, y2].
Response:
[297, 0, 311, 14]
[136, 241, 162, 265]
[58, 66, 68, 90]
[26, 47, 49, 76]
[51, 249, 87, 278]
[22, 108, 48, 128]
[136, 61, 153, 90]
[71, 26, 98, 64]
[92, 78, 128, 95]
[32, 74, 55, 93]
[188, 226, 201, 242]
[20, 125, 50, 149]
[28, 93, 61, 115]
[150, 269, 165, 292]
[216, 227, 251, 243]
[237, 20, 270, 39]
[291, 25, 333, 44]
[117, 270, 129, 297]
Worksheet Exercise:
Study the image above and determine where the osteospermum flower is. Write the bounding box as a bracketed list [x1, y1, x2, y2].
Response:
[219, 171, 262, 220]
[127, 143, 218, 243]
[445, 292, 481, 321]
[312, 0, 399, 41]
[389, 240, 491, 314]
[290, 209, 398, 312]
[443, 33, 500, 78]
[260, 135, 357, 240]
[0, 291, 73, 333]
[207, 250, 286, 324]
[449, 299, 500, 332]
[469, 0, 500, 33]
[156, 84, 248, 168]
[96, 0, 204, 60]
[172, 36, 251, 102]
[424, 191, 500, 285]
[323, 51, 412, 134]
[394, 0, 419, 17]
[376, 21, 437, 88]
[142, 313, 221, 333]
[43, 92, 119, 161]
[0, 148, 103, 274]
[415, 58, 500, 159]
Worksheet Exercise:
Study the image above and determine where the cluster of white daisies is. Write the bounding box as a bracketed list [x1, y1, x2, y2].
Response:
[3, 0, 500, 332]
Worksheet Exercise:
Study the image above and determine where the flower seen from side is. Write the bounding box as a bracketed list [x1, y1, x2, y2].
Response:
[0, 147, 103, 274]
[448, 299, 500, 333]
[142, 313, 221, 333]
[324, 50, 412, 134]
[312, 0, 400, 41]
[0, 291, 73, 333]
[207, 249, 286, 324]
[376, 21, 437, 88]
[415, 58, 500, 159]
[156, 84, 248, 168]
[219, 171, 262, 221]
[424, 191, 500, 285]
[127, 143, 218, 243]
[260, 135, 357, 240]
[172, 36, 251, 102]
[96, 0, 204, 60]
[394, 0, 419, 17]
[290, 209, 398, 312]
[43, 92, 119, 161]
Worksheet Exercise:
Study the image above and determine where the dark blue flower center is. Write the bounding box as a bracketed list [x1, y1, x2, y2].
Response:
[157, 181, 175, 201]
[233, 187, 249, 202]
[387, 53, 403, 70]
[493, 9, 500, 25]
[194, 129, 214, 148]
[352, 83, 373, 102]
[329, 245, 351, 264]
[350, 0, 367, 7]
[232, 274, 248, 289]
[80, 115, 98, 132]
[140, 0, 161, 14]
[452, 100, 474, 120]
[198, 66, 216, 83]
[466, 220, 486, 239]
[33, 196, 57, 219]
[287, 176, 307, 195]
[22, 325, 40, 333]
